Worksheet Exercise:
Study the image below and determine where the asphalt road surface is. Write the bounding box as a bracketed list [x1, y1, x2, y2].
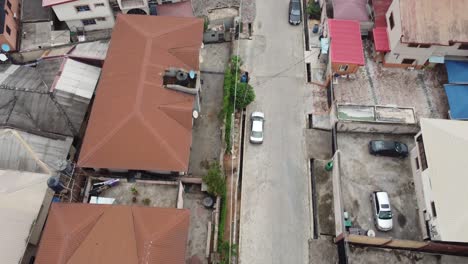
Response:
[238, 0, 312, 263]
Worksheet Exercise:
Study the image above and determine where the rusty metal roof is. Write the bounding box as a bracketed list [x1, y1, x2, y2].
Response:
[78, 15, 203, 172]
[35, 203, 190, 264]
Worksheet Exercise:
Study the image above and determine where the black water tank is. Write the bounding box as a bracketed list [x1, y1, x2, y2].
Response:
[47, 176, 65, 193]
[176, 71, 189, 86]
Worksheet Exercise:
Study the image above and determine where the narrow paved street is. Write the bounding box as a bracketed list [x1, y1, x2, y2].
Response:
[238, 0, 311, 263]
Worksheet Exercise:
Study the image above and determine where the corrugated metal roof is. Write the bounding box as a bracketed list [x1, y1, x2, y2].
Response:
[373, 27, 390, 52]
[328, 19, 365, 65]
[35, 203, 190, 264]
[78, 15, 203, 172]
[400, 0, 468, 44]
[445, 60, 468, 84]
[371, 0, 392, 27]
[69, 40, 110, 61]
[444, 85, 468, 120]
[0, 169, 50, 264]
[0, 129, 72, 173]
[420, 118, 468, 242]
[0, 58, 100, 137]
[332, 0, 370, 22]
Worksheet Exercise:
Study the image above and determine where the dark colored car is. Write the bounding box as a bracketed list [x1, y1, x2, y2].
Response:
[289, 0, 302, 25]
[369, 140, 409, 158]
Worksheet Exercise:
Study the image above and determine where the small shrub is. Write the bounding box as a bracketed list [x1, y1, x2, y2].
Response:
[131, 186, 138, 195]
[232, 82, 255, 110]
[202, 162, 225, 197]
[132, 197, 137, 203]
[307, 1, 321, 20]
[142, 198, 151, 206]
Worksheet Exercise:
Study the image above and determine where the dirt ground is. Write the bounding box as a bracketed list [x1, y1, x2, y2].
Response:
[100, 181, 178, 207]
[309, 238, 338, 264]
[337, 132, 422, 241]
[333, 40, 449, 121]
[184, 185, 214, 264]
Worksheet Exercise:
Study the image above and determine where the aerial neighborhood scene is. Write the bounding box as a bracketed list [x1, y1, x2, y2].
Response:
[1, 0, 468, 263]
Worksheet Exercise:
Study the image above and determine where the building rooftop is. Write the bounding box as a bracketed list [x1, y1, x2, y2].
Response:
[0, 129, 72, 173]
[419, 118, 468, 242]
[371, 0, 392, 27]
[399, 0, 468, 45]
[22, 0, 51, 22]
[20, 22, 70, 51]
[328, 19, 365, 65]
[78, 14, 203, 172]
[69, 40, 110, 61]
[156, 0, 194, 17]
[373, 27, 390, 52]
[0, 58, 100, 137]
[35, 203, 190, 264]
[42, 0, 77, 7]
[332, 0, 370, 22]
[0, 169, 50, 264]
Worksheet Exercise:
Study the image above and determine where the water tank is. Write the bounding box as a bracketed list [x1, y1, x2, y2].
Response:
[176, 71, 189, 86]
[47, 176, 65, 193]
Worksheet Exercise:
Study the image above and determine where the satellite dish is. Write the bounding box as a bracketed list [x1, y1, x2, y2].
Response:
[1, 44, 10, 52]
[192, 110, 199, 119]
[189, 70, 196, 79]
[0, 54, 7, 62]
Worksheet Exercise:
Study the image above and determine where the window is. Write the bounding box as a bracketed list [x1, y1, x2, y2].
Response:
[389, 12, 395, 30]
[5, 25, 11, 35]
[338, 64, 349, 72]
[82, 19, 96, 26]
[415, 157, 420, 170]
[7, 0, 11, 9]
[431, 201, 437, 217]
[75, 5, 91, 12]
[96, 17, 106, 21]
[459, 43, 468, 50]
[402, 58, 415, 64]
[417, 135, 428, 171]
[94, 3, 105, 7]
[408, 43, 418, 48]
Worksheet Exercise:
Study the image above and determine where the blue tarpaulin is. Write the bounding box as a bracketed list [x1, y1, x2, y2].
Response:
[445, 60, 468, 84]
[444, 84, 468, 120]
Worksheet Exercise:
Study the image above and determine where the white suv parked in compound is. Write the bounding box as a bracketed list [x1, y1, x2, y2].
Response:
[249, 112, 264, 144]
[371, 191, 393, 231]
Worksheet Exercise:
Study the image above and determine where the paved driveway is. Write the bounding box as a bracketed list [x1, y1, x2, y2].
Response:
[238, 0, 311, 263]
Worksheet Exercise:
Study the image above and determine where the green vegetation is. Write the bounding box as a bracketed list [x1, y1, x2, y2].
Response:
[221, 56, 256, 152]
[202, 162, 225, 196]
[130, 186, 138, 195]
[142, 198, 151, 206]
[307, 1, 321, 19]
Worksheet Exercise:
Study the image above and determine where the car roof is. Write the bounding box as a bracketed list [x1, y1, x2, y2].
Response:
[251, 112, 264, 119]
[376, 191, 390, 205]
[252, 120, 263, 132]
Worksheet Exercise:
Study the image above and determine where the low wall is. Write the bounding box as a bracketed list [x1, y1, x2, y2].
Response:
[346, 234, 468, 256]
[336, 121, 419, 134]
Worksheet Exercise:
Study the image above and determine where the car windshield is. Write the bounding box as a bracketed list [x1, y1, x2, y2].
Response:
[291, 4, 301, 15]
[378, 211, 392, 220]
[252, 130, 262, 138]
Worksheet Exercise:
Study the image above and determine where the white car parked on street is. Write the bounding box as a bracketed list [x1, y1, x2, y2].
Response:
[250, 112, 264, 144]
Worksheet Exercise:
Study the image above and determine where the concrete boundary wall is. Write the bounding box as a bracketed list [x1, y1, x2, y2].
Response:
[336, 121, 419, 134]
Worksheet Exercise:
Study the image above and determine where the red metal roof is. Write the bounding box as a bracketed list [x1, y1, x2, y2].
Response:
[328, 19, 365, 65]
[35, 203, 190, 264]
[78, 15, 203, 172]
[372, 0, 392, 27]
[42, 0, 77, 7]
[373, 27, 390, 51]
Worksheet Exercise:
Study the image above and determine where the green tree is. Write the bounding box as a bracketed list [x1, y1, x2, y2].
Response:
[231, 82, 255, 110]
[307, 1, 321, 19]
[202, 162, 225, 196]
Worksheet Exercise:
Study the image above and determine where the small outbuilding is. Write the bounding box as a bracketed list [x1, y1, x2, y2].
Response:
[328, 19, 365, 75]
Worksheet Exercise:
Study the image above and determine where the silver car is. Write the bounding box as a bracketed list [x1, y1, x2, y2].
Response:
[250, 112, 264, 144]
[371, 191, 393, 231]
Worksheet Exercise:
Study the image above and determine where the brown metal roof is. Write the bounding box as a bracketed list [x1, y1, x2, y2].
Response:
[35, 203, 190, 264]
[399, 0, 468, 45]
[78, 14, 203, 172]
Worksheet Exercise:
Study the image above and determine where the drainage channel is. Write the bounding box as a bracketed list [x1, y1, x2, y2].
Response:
[310, 159, 319, 239]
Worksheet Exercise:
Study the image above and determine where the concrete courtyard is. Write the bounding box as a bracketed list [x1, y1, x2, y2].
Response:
[333, 40, 449, 120]
[337, 132, 422, 241]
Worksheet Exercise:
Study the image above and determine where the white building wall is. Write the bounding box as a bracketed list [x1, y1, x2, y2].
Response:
[52, 0, 115, 30]
[384, 0, 468, 65]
